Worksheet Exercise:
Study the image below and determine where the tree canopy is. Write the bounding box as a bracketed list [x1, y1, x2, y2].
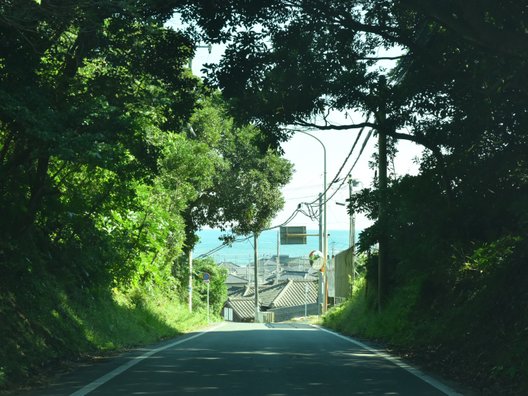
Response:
[0, 0, 291, 305]
[2, 0, 527, 390]
[182, 0, 528, 255]
[181, 3, 528, 389]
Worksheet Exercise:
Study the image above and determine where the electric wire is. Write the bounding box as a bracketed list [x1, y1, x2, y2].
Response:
[197, 115, 374, 259]
[286, 115, 372, 208]
[317, 128, 373, 205]
[196, 205, 303, 258]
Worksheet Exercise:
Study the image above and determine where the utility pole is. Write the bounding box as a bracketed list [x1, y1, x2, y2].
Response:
[206, 279, 210, 323]
[296, 130, 327, 314]
[318, 193, 323, 252]
[318, 193, 323, 316]
[348, 176, 356, 293]
[253, 233, 260, 322]
[376, 76, 389, 313]
[276, 231, 280, 284]
[348, 176, 355, 249]
[188, 250, 193, 312]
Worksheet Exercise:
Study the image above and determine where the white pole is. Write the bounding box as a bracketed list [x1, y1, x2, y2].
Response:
[297, 130, 327, 313]
[349, 176, 356, 294]
[318, 193, 323, 252]
[276, 231, 280, 284]
[206, 281, 210, 323]
[322, 138, 328, 314]
[254, 233, 260, 322]
[349, 176, 355, 249]
[188, 250, 193, 312]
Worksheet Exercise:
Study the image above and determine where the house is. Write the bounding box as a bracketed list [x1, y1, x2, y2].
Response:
[223, 279, 318, 323]
[223, 297, 255, 322]
[264, 279, 318, 322]
[283, 257, 311, 271]
[225, 274, 249, 294]
[218, 261, 241, 275]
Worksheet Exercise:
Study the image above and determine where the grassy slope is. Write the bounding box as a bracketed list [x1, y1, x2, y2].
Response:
[0, 274, 209, 391]
[323, 274, 528, 395]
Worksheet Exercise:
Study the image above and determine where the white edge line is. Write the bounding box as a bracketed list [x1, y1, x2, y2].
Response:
[70, 322, 226, 396]
[316, 326, 463, 396]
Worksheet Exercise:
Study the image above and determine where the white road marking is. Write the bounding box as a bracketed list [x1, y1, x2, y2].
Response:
[316, 326, 463, 396]
[70, 323, 226, 396]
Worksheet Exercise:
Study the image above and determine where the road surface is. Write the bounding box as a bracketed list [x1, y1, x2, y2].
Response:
[26, 322, 463, 395]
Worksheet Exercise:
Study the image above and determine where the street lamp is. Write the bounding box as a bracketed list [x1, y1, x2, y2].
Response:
[295, 130, 328, 313]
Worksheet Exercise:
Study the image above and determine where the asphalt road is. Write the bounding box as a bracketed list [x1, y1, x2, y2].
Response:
[26, 322, 463, 396]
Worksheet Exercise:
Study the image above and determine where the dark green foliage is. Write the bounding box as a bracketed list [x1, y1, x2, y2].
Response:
[183, 1, 528, 392]
[192, 258, 228, 315]
[0, 271, 208, 388]
[0, 1, 292, 388]
[0, 0, 199, 289]
[181, 93, 293, 242]
[326, 237, 528, 394]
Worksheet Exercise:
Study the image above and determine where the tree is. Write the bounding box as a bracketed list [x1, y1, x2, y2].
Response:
[182, 0, 528, 300]
[182, 93, 293, 246]
[192, 258, 228, 315]
[0, 1, 202, 288]
[0, 1, 293, 385]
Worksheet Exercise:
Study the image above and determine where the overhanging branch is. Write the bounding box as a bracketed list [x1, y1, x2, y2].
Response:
[292, 119, 442, 158]
[293, 120, 377, 130]
[401, 0, 528, 60]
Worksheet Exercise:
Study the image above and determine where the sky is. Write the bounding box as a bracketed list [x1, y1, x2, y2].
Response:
[186, 32, 423, 233]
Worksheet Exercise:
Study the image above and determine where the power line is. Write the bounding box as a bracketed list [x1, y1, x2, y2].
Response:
[284, 116, 372, 207]
[322, 128, 373, 204]
[196, 205, 303, 259]
[197, 115, 374, 259]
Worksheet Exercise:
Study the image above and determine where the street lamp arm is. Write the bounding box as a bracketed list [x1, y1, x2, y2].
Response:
[295, 130, 326, 157]
[294, 129, 328, 313]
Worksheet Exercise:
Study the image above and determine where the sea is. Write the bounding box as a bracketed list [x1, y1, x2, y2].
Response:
[193, 229, 353, 265]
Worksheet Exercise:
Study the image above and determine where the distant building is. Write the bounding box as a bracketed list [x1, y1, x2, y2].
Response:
[223, 298, 255, 322]
[283, 257, 311, 271]
[218, 261, 241, 274]
[223, 279, 318, 323]
[225, 274, 249, 294]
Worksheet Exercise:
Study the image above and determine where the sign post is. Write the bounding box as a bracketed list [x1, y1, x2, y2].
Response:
[203, 272, 210, 323]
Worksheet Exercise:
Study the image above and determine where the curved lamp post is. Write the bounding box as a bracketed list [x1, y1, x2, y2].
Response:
[296, 130, 328, 313]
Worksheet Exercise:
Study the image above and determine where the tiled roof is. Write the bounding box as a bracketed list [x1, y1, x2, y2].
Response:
[265, 269, 319, 283]
[225, 274, 249, 285]
[276, 274, 305, 282]
[227, 286, 246, 297]
[237, 280, 318, 309]
[226, 297, 255, 320]
[305, 272, 319, 281]
[258, 282, 286, 307]
[284, 257, 311, 266]
[232, 267, 251, 278]
[243, 285, 254, 296]
[218, 262, 241, 273]
[271, 279, 318, 308]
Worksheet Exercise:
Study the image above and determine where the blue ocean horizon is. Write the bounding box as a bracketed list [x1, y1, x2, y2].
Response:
[193, 229, 355, 266]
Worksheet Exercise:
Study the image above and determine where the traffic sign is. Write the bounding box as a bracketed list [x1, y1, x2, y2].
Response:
[203, 272, 210, 283]
[280, 226, 307, 245]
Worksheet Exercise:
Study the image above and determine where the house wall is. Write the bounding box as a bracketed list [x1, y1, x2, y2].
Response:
[334, 247, 354, 300]
[269, 303, 318, 322]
